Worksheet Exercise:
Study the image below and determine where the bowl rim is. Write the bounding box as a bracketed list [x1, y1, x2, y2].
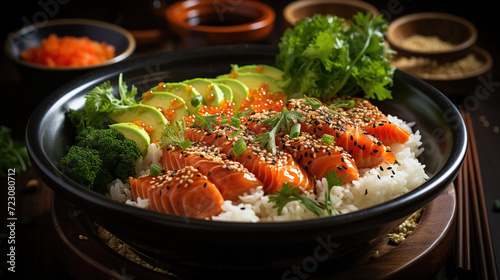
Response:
[283, 0, 379, 26]
[399, 45, 493, 82]
[26, 44, 467, 232]
[166, 0, 275, 33]
[387, 12, 478, 56]
[4, 18, 136, 71]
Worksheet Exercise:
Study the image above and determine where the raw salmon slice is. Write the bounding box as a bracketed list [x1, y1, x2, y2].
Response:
[161, 143, 264, 201]
[241, 111, 359, 183]
[287, 99, 396, 169]
[276, 132, 359, 184]
[129, 166, 224, 219]
[327, 97, 410, 146]
[185, 124, 315, 194]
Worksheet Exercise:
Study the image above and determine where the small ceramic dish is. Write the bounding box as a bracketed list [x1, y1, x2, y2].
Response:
[165, 0, 275, 47]
[387, 12, 477, 63]
[283, 0, 379, 27]
[4, 18, 136, 94]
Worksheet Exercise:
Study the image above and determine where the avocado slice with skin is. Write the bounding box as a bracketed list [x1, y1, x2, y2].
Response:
[217, 72, 284, 94]
[231, 64, 285, 81]
[145, 82, 202, 115]
[109, 122, 151, 156]
[215, 83, 233, 103]
[108, 104, 167, 142]
[140, 92, 189, 126]
[183, 78, 225, 107]
[212, 78, 249, 111]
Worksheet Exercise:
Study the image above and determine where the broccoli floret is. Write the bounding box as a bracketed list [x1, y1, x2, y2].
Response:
[60, 127, 142, 194]
[60, 146, 102, 188]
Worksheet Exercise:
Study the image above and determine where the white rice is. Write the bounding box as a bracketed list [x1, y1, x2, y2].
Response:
[212, 115, 428, 222]
[106, 116, 428, 223]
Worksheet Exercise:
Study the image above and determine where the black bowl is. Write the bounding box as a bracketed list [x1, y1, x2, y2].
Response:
[26, 45, 466, 278]
[4, 18, 135, 95]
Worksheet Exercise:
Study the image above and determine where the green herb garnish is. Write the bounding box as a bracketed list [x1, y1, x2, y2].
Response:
[269, 170, 341, 217]
[329, 99, 355, 109]
[268, 183, 326, 217]
[252, 108, 305, 154]
[160, 120, 192, 150]
[190, 113, 218, 131]
[276, 13, 395, 100]
[68, 73, 139, 133]
[304, 96, 322, 109]
[0, 126, 31, 177]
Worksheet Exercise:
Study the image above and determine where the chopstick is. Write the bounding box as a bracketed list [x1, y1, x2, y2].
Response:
[457, 108, 499, 280]
[455, 138, 471, 272]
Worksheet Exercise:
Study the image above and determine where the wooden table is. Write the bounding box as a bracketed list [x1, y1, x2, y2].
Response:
[2, 1, 499, 279]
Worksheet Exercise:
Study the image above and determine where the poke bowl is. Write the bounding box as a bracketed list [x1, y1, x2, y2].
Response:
[26, 45, 466, 277]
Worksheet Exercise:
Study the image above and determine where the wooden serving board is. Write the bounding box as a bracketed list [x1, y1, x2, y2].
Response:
[51, 186, 456, 280]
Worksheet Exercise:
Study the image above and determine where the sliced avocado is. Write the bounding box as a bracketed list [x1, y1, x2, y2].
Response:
[145, 82, 202, 115]
[140, 92, 189, 126]
[217, 72, 284, 94]
[108, 104, 167, 142]
[231, 64, 285, 81]
[109, 122, 150, 156]
[215, 83, 233, 103]
[183, 78, 225, 107]
[212, 78, 249, 110]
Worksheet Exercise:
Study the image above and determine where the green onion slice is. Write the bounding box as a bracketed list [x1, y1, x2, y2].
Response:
[229, 128, 242, 139]
[290, 123, 301, 139]
[150, 163, 163, 176]
[230, 116, 241, 128]
[232, 137, 247, 158]
[321, 134, 336, 145]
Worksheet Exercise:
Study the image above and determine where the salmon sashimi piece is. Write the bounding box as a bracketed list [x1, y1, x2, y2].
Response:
[161, 143, 264, 201]
[185, 124, 315, 194]
[327, 97, 410, 146]
[240, 110, 359, 183]
[129, 166, 224, 219]
[276, 132, 359, 183]
[241, 112, 273, 134]
[287, 99, 396, 169]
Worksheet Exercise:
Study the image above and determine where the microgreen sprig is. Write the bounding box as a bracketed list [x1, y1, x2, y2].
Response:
[269, 170, 342, 217]
[252, 108, 305, 154]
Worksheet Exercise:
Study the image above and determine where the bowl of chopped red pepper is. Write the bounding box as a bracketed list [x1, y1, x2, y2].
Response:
[4, 18, 135, 94]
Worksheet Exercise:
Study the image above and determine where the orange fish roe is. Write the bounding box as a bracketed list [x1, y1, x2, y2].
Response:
[239, 82, 286, 113]
[132, 120, 153, 136]
[21, 33, 115, 67]
[185, 100, 235, 125]
[160, 98, 186, 121]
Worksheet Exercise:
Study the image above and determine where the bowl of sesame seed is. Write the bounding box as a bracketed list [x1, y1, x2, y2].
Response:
[387, 12, 477, 64]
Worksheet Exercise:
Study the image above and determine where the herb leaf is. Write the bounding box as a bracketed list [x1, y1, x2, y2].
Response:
[268, 183, 325, 217]
[276, 13, 394, 100]
[252, 108, 305, 154]
[190, 113, 218, 131]
[68, 73, 138, 132]
[329, 99, 355, 109]
[268, 170, 342, 217]
[160, 120, 192, 150]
